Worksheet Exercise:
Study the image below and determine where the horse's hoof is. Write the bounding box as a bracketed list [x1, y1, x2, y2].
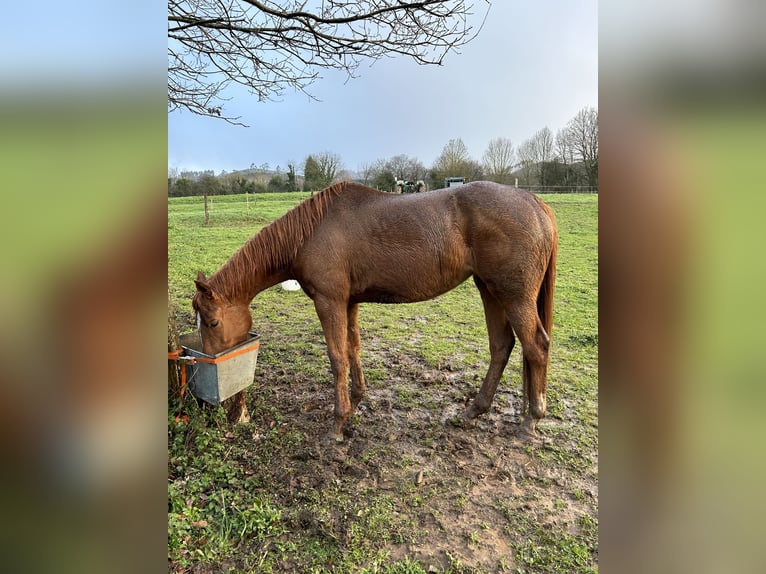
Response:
[447, 413, 476, 429]
[519, 415, 537, 437]
[517, 418, 545, 445]
[465, 398, 492, 421]
[517, 427, 537, 444]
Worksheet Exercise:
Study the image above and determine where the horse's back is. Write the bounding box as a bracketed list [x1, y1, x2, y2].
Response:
[293, 181, 555, 303]
[452, 181, 551, 221]
[326, 181, 555, 257]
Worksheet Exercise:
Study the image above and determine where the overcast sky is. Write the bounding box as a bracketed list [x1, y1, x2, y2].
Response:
[168, 1, 597, 175]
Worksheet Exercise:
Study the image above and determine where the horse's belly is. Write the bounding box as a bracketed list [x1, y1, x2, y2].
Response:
[352, 288, 419, 304]
[351, 270, 472, 305]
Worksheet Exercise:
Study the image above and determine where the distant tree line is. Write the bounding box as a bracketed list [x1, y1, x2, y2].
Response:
[168, 164, 300, 197]
[169, 107, 597, 196]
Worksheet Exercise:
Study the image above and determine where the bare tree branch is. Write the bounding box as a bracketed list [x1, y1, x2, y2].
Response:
[168, 0, 491, 122]
[565, 106, 599, 188]
[482, 137, 515, 184]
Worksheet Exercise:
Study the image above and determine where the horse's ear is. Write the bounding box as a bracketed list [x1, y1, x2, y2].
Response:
[195, 271, 215, 299]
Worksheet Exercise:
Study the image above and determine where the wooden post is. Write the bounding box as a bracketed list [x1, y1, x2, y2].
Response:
[204, 193, 209, 225]
[223, 391, 251, 425]
[168, 289, 182, 399]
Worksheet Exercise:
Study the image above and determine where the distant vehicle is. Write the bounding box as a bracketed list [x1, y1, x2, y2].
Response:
[444, 177, 465, 188]
[395, 179, 426, 194]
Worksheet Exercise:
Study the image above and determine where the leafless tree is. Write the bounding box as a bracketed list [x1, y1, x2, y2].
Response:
[534, 127, 554, 186]
[555, 127, 574, 185]
[516, 138, 535, 186]
[517, 127, 553, 187]
[357, 162, 374, 185]
[168, 1, 490, 123]
[430, 138, 483, 188]
[565, 106, 598, 188]
[316, 151, 343, 184]
[555, 127, 573, 166]
[481, 137, 515, 184]
[433, 138, 470, 174]
[387, 154, 427, 180]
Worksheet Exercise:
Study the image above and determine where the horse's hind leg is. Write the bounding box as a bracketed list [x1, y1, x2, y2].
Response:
[347, 303, 366, 412]
[465, 277, 516, 420]
[508, 301, 551, 437]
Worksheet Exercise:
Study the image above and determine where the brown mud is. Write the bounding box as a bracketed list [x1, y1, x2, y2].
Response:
[227, 346, 598, 572]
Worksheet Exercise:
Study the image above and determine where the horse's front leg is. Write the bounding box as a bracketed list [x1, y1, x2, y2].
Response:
[314, 296, 350, 442]
[347, 303, 366, 413]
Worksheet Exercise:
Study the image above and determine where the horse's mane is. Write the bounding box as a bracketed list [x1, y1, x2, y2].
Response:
[208, 181, 351, 301]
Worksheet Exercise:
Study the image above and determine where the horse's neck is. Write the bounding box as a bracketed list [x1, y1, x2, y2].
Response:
[251, 269, 291, 298]
[211, 235, 294, 303]
[213, 188, 335, 301]
[213, 262, 290, 304]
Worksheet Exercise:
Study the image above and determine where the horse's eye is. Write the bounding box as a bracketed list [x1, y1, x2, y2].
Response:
[210, 320, 220, 328]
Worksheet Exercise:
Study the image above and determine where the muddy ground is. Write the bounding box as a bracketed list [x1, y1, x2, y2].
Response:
[174, 334, 598, 573]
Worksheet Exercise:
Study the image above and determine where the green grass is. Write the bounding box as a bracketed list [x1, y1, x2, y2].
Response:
[168, 190, 597, 573]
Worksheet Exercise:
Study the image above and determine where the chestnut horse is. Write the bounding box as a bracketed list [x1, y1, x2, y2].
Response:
[193, 181, 557, 442]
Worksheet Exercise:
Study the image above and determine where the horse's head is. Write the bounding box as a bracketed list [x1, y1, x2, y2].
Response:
[192, 271, 252, 356]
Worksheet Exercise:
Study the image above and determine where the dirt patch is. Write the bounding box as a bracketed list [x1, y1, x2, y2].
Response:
[230, 347, 598, 572]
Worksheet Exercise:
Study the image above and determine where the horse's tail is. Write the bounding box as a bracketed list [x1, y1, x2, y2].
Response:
[538, 202, 558, 343]
[523, 201, 558, 414]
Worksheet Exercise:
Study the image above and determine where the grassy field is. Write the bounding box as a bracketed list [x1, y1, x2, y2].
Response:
[168, 190, 598, 573]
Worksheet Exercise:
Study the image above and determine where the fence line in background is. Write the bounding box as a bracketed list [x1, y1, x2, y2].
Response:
[521, 185, 598, 193]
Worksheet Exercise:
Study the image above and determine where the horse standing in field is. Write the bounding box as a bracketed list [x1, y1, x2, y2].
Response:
[192, 181, 558, 442]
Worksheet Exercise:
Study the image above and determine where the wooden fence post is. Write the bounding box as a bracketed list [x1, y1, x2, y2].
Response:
[168, 289, 182, 399]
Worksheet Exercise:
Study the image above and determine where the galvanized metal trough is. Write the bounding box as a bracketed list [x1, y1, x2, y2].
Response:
[177, 331, 260, 405]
